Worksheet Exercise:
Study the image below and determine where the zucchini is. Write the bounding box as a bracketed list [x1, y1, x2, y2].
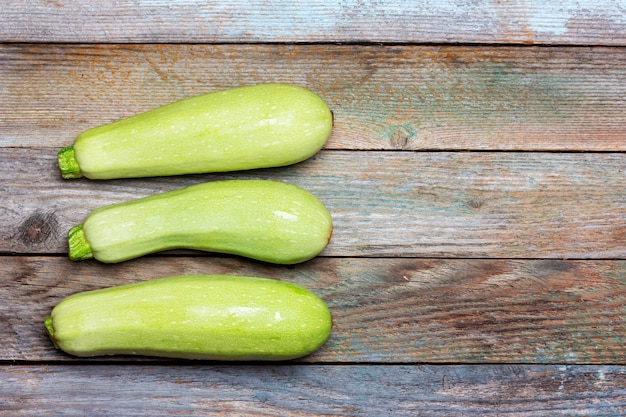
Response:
[68, 179, 332, 264]
[58, 83, 333, 179]
[44, 275, 332, 360]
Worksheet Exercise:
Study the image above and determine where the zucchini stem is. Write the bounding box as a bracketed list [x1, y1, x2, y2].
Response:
[44, 317, 59, 349]
[58, 146, 83, 179]
[68, 225, 94, 261]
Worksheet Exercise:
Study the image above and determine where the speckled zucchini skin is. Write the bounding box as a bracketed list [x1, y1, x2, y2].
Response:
[58, 84, 333, 179]
[68, 179, 333, 264]
[44, 275, 332, 360]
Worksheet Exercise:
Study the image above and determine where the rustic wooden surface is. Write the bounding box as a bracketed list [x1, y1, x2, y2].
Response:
[3, 44, 626, 151]
[2, 0, 626, 45]
[1, 1, 625, 416]
[4, 256, 626, 364]
[2, 365, 624, 416]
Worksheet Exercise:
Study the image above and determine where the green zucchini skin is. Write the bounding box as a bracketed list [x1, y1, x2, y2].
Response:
[58, 83, 333, 179]
[69, 179, 332, 264]
[44, 275, 332, 360]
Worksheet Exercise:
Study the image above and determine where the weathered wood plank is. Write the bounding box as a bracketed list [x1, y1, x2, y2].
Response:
[2, 149, 624, 259]
[2, 0, 626, 45]
[1, 364, 624, 416]
[2, 44, 625, 151]
[3, 256, 624, 363]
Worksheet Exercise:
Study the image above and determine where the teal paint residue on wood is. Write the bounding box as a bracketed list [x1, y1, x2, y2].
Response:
[202, 1, 342, 40]
[525, 0, 626, 35]
[527, 0, 570, 35]
[343, 58, 582, 148]
[419, 62, 570, 122]
[333, 45, 624, 149]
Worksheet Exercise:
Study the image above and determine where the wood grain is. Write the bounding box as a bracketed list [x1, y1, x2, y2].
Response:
[4, 256, 624, 363]
[2, 0, 626, 45]
[3, 2, 626, 413]
[1, 364, 624, 416]
[2, 44, 626, 151]
[2, 148, 624, 259]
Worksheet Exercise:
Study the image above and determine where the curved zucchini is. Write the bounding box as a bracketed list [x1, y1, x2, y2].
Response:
[58, 83, 333, 179]
[44, 275, 332, 360]
[68, 179, 332, 264]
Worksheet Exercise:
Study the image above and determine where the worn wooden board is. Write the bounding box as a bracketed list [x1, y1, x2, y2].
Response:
[2, 148, 624, 259]
[2, 44, 625, 151]
[2, 0, 626, 45]
[2, 1, 625, 414]
[4, 256, 624, 363]
[1, 364, 624, 416]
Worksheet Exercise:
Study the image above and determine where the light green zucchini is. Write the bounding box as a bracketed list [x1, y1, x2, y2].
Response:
[44, 274, 332, 360]
[58, 83, 333, 179]
[68, 179, 332, 264]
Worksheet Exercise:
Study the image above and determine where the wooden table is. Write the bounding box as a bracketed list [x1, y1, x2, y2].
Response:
[2, 1, 625, 415]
